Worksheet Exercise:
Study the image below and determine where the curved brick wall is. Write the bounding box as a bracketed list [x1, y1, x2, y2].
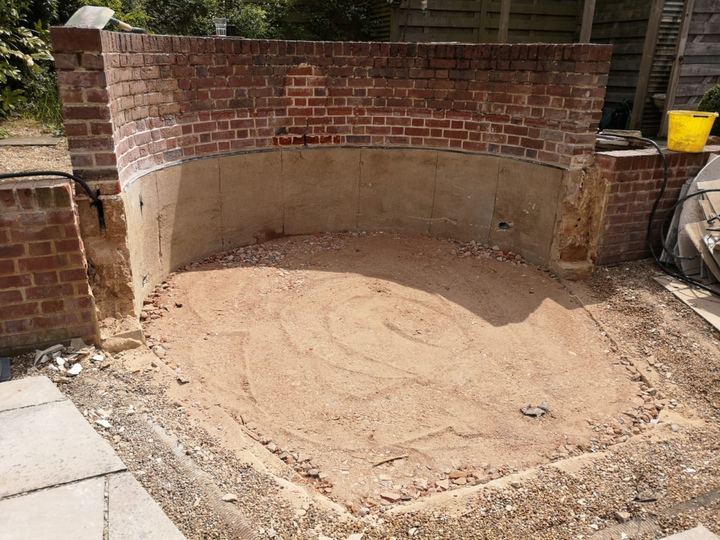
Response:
[49, 28, 612, 318]
[51, 28, 611, 195]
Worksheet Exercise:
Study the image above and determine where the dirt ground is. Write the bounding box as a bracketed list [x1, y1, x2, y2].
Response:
[142, 233, 642, 507]
[5, 123, 720, 538]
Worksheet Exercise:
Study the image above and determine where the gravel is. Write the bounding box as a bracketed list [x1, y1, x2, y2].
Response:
[9, 258, 720, 540]
[5, 125, 720, 538]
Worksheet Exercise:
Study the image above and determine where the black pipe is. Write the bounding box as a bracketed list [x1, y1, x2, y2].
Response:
[0, 171, 106, 232]
[598, 132, 720, 298]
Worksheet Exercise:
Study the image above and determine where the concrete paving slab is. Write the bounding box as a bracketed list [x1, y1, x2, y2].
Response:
[0, 136, 60, 146]
[0, 399, 125, 498]
[0, 376, 66, 413]
[661, 526, 720, 539]
[109, 472, 185, 540]
[0, 477, 104, 540]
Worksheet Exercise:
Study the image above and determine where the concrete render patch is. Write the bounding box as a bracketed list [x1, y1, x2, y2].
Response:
[0, 376, 66, 412]
[0, 399, 125, 498]
[220, 151, 284, 248]
[430, 151, 500, 242]
[0, 477, 104, 540]
[156, 157, 223, 273]
[109, 472, 186, 540]
[282, 148, 361, 235]
[358, 148, 437, 234]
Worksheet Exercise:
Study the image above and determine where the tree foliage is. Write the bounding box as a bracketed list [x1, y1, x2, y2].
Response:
[0, 1, 54, 117]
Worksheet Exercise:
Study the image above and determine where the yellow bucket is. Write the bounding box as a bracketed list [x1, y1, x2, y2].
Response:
[667, 110, 719, 153]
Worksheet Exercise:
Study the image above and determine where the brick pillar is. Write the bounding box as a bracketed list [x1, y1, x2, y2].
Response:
[0, 179, 100, 355]
[50, 27, 135, 319]
[50, 27, 119, 194]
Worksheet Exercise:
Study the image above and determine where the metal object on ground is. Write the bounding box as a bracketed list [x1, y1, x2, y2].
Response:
[0, 358, 11, 383]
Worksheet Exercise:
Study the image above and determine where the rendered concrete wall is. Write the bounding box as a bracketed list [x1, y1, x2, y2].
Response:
[122, 148, 583, 315]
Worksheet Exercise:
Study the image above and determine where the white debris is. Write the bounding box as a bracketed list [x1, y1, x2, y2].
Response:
[66, 364, 82, 376]
[96, 419, 112, 429]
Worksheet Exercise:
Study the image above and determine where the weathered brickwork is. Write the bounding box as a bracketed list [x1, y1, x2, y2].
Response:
[50, 27, 611, 194]
[0, 179, 98, 354]
[595, 147, 720, 265]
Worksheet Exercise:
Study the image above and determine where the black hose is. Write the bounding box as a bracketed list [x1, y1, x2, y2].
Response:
[598, 132, 720, 298]
[0, 171, 105, 232]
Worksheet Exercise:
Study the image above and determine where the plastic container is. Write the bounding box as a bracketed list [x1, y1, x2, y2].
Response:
[667, 110, 719, 153]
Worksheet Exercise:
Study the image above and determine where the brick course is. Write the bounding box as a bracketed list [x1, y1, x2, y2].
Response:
[50, 28, 612, 194]
[0, 179, 98, 354]
[596, 147, 720, 265]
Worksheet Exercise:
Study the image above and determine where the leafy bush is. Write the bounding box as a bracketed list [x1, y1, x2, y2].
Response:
[0, 2, 54, 118]
[698, 84, 720, 137]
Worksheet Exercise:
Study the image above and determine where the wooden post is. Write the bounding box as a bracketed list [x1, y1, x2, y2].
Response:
[578, 0, 596, 43]
[630, 0, 665, 131]
[498, 0, 511, 42]
[661, 0, 695, 137]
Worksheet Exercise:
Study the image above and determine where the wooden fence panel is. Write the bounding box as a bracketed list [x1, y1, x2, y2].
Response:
[590, 0, 651, 108]
[383, 0, 581, 44]
[673, 5, 720, 112]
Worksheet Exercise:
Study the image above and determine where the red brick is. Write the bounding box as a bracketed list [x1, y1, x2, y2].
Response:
[4, 319, 32, 333]
[33, 312, 79, 329]
[28, 242, 54, 256]
[33, 272, 59, 285]
[59, 268, 87, 282]
[0, 290, 23, 306]
[0, 260, 15, 275]
[0, 274, 31, 290]
[1, 303, 40, 319]
[25, 284, 74, 299]
[0, 244, 25, 258]
[18, 255, 67, 272]
[41, 300, 65, 313]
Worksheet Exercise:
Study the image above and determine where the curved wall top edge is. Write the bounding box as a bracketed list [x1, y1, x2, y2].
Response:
[120, 144, 572, 191]
[50, 27, 611, 196]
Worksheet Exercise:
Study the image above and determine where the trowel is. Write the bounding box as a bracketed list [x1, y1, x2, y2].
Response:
[65, 5, 147, 33]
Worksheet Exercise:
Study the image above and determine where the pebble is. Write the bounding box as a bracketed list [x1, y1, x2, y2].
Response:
[221, 493, 238, 503]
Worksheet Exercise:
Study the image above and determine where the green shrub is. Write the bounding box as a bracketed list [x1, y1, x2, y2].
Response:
[698, 84, 720, 137]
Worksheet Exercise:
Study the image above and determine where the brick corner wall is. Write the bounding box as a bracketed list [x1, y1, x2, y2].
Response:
[0, 178, 99, 355]
[595, 145, 720, 265]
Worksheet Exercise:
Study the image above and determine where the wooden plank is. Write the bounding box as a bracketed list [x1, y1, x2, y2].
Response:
[486, 16, 578, 31]
[684, 42, 720, 57]
[498, 0, 511, 41]
[693, 0, 720, 10]
[674, 82, 720, 97]
[630, 0, 665, 130]
[486, 1, 579, 15]
[654, 276, 720, 330]
[682, 64, 720, 77]
[660, 0, 695, 136]
[579, 0, 596, 42]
